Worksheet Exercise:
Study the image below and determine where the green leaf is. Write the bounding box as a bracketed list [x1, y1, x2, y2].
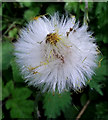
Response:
[79, 3, 85, 12]
[95, 102, 108, 119]
[89, 89, 99, 101]
[80, 93, 87, 106]
[12, 88, 32, 99]
[24, 10, 36, 21]
[5, 80, 14, 93]
[103, 36, 108, 44]
[33, 7, 40, 16]
[88, 58, 108, 96]
[8, 28, 18, 38]
[11, 59, 23, 82]
[43, 91, 71, 118]
[46, 4, 60, 15]
[63, 104, 79, 119]
[21, 2, 32, 7]
[24, 9, 39, 21]
[96, 58, 108, 77]
[2, 80, 14, 100]
[80, 2, 93, 12]
[96, 32, 108, 44]
[6, 99, 34, 118]
[65, 2, 78, 13]
[88, 79, 103, 96]
[5, 87, 33, 118]
[96, 3, 108, 28]
[2, 42, 13, 70]
[2, 24, 7, 31]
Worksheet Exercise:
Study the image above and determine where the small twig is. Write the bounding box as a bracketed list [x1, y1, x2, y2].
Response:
[76, 100, 90, 120]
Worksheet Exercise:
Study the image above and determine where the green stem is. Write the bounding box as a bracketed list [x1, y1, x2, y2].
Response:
[3, 21, 16, 36]
[34, 91, 42, 120]
[83, 0, 89, 25]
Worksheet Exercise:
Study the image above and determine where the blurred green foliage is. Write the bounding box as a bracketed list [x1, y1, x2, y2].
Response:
[6, 87, 33, 118]
[2, 42, 13, 70]
[2, 2, 108, 120]
[43, 91, 72, 118]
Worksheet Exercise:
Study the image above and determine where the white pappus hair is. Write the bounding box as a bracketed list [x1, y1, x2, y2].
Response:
[14, 13, 99, 93]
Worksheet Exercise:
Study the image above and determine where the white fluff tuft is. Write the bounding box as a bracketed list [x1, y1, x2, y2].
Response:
[14, 13, 98, 93]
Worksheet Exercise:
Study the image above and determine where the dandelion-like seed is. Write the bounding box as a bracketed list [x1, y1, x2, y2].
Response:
[14, 13, 98, 93]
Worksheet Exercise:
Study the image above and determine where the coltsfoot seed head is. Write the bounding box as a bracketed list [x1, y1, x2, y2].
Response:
[14, 13, 99, 93]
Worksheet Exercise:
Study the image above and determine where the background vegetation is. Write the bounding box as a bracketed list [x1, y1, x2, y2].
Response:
[1, 2, 108, 119]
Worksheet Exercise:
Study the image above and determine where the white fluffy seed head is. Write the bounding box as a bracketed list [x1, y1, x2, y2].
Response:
[14, 13, 99, 93]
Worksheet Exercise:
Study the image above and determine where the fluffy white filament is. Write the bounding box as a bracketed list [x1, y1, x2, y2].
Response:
[14, 13, 98, 93]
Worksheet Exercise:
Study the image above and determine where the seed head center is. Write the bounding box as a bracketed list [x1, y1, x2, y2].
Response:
[46, 33, 60, 45]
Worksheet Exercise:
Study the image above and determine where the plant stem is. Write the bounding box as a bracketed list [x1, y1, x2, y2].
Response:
[3, 21, 16, 36]
[76, 100, 90, 120]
